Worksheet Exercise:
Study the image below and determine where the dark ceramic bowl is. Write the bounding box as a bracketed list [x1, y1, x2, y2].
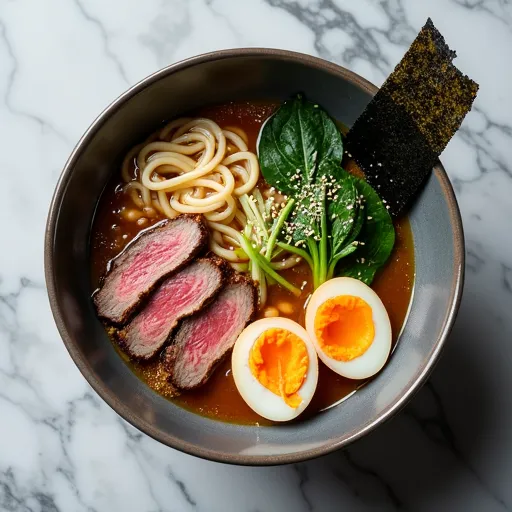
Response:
[45, 49, 464, 465]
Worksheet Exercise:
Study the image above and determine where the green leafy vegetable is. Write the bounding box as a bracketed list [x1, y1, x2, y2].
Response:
[343, 191, 366, 247]
[258, 95, 343, 195]
[257, 93, 395, 290]
[340, 177, 395, 284]
[328, 169, 358, 257]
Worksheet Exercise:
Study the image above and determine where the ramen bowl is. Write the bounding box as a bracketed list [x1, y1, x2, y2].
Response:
[45, 49, 464, 465]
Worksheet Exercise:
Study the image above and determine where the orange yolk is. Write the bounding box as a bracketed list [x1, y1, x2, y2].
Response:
[249, 328, 309, 408]
[314, 295, 375, 362]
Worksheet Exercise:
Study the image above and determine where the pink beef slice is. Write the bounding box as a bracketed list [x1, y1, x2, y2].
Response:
[117, 258, 226, 360]
[163, 273, 257, 389]
[93, 215, 208, 325]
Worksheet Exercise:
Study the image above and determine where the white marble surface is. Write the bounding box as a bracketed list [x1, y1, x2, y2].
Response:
[1, 0, 512, 510]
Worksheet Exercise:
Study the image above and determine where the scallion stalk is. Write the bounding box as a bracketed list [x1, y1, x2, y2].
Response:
[265, 198, 295, 260]
[241, 235, 301, 297]
[276, 241, 314, 271]
[318, 192, 328, 286]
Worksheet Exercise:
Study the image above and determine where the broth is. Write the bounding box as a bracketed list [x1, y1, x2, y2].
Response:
[90, 101, 414, 426]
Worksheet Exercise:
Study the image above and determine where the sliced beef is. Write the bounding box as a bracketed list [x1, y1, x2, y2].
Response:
[116, 257, 227, 360]
[163, 273, 257, 390]
[94, 215, 208, 325]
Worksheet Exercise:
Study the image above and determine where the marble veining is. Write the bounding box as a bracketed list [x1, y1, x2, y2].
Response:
[1, 0, 512, 510]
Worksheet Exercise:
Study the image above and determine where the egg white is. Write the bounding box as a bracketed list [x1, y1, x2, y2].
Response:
[305, 277, 392, 380]
[231, 317, 319, 422]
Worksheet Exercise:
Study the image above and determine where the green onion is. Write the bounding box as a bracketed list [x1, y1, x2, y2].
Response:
[241, 235, 301, 297]
[265, 198, 295, 260]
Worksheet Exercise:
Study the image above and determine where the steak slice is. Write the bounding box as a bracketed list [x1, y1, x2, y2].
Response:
[94, 215, 208, 325]
[116, 257, 226, 360]
[163, 273, 257, 390]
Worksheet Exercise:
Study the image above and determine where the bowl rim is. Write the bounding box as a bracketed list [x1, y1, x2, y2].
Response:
[44, 47, 465, 466]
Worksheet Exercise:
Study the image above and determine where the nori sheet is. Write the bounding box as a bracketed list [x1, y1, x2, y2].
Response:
[345, 18, 479, 216]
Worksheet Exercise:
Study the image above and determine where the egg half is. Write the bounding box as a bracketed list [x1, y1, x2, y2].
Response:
[305, 277, 392, 380]
[232, 317, 319, 422]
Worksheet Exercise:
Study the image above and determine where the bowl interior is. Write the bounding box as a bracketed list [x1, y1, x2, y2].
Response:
[45, 50, 463, 465]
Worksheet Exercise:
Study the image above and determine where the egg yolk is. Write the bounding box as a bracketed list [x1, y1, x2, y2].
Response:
[314, 295, 375, 362]
[249, 328, 309, 408]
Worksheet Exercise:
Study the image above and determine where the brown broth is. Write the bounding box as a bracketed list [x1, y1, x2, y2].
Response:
[90, 101, 414, 426]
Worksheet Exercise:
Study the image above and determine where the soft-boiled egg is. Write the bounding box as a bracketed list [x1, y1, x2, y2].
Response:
[232, 317, 318, 422]
[305, 277, 392, 380]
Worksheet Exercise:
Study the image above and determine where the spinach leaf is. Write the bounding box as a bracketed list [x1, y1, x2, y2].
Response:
[328, 170, 358, 258]
[258, 95, 343, 196]
[258, 93, 395, 290]
[291, 180, 324, 245]
[345, 193, 366, 246]
[333, 242, 358, 260]
[340, 177, 395, 285]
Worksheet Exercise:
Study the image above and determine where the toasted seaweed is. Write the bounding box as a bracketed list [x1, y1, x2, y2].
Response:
[345, 18, 479, 216]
